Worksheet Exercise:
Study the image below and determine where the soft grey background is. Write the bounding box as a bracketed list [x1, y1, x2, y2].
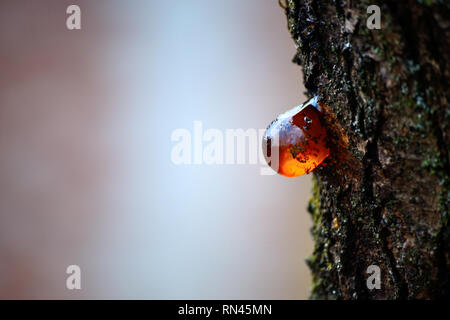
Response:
[0, 0, 313, 299]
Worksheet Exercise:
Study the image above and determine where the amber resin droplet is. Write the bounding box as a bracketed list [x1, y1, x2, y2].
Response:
[262, 97, 330, 177]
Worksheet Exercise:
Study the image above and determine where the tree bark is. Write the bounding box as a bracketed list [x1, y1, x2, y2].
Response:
[282, 0, 449, 299]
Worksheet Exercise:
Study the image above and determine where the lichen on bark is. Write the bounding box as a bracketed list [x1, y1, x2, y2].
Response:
[283, 0, 449, 299]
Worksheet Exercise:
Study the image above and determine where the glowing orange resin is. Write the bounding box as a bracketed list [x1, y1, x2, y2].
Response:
[263, 97, 330, 177]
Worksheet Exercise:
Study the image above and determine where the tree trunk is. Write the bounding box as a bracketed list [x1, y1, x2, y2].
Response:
[282, 0, 449, 299]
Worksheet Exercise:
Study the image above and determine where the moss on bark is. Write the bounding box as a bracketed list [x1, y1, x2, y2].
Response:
[283, 0, 449, 299]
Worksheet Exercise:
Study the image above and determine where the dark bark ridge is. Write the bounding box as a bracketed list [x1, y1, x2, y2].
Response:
[283, 0, 449, 299]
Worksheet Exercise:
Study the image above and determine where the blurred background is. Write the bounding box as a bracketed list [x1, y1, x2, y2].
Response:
[0, 0, 312, 299]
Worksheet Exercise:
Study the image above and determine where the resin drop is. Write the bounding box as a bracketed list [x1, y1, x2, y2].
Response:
[262, 97, 330, 177]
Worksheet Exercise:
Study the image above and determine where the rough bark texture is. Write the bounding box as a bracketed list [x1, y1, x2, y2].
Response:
[282, 0, 449, 299]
